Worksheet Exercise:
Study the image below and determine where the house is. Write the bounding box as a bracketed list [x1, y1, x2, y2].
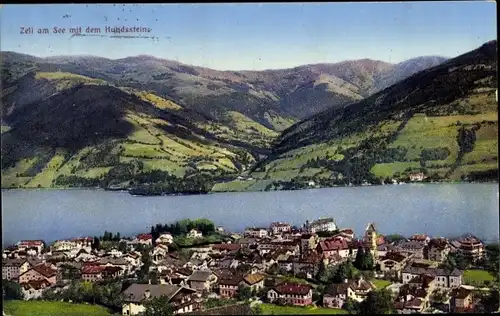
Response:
[394, 286, 429, 313]
[103, 266, 123, 279]
[2, 258, 32, 281]
[244, 228, 268, 239]
[292, 252, 323, 279]
[18, 264, 57, 285]
[338, 229, 355, 240]
[74, 248, 96, 262]
[304, 218, 337, 233]
[270, 222, 292, 235]
[211, 243, 241, 254]
[402, 262, 463, 288]
[409, 172, 426, 182]
[152, 244, 170, 263]
[316, 238, 350, 259]
[397, 240, 426, 259]
[122, 283, 197, 315]
[187, 270, 217, 292]
[376, 243, 398, 258]
[426, 238, 450, 262]
[16, 240, 44, 254]
[99, 257, 129, 273]
[134, 234, 153, 246]
[300, 234, 319, 255]
[376, 252, 411, 278]
[156, 233, 174, 245]
[451, 287, 474, 313]
[409, 234, 431, 245]
[323, 277, 376, 308]
[188, 229, 203, 239]
[52, 237, 92, 252]
[81, 265, 105, 282]
[107, 248, 123, 258]
[267, 283, 313, 306]
[219, 275, 243, 298]
[457, 234, 485, 262]
[20, 279, 52, 300]
[240, 273, 265, 291]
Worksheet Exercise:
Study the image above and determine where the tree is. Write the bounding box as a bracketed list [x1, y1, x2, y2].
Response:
[332, 261, 355, 283]
[358, 289, 395, 314]
[2, 280, 24, 300]
[92, 236, 100, 250]
[143, 295, 174, 316]
[118, 241, 128, 253]
[236, 284, 252, 301]
[343, 298, 361, 314]
[384, 234, 406, 244]
[252, 304, 263, 315]
[354, 247, 374, 270]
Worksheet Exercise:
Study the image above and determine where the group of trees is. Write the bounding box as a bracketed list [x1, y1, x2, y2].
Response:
[150, 218, 216, 241]
[317, 260, 358, 284]
[354, 247, 375, 271]
[2, 280, 24, 300]
[41, 279, 124, 312]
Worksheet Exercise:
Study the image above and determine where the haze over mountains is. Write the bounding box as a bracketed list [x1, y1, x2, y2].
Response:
[1, 42, 497, 192]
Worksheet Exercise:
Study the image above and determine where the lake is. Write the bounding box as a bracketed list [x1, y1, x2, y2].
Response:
[2, 183, 499, 247]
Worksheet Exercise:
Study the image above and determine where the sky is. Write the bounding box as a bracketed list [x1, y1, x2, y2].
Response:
[0, 2, 497, 71]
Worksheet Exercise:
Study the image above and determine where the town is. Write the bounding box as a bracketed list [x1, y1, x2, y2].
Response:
[2, 217, 499, 315]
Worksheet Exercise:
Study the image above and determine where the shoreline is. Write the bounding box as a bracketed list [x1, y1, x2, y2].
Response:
[1, 180, 498, 194]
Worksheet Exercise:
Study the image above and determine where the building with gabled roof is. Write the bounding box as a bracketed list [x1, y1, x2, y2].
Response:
[267, 282, 313, 306]
[122, 283, 197, 315]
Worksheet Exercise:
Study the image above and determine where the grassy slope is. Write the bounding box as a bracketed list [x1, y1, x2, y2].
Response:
[3, 300, 115, 316]
[238, 41, 498, 190]
[1, 71, 277, 188]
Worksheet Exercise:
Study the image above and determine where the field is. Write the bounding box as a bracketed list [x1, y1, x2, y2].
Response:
[463, 269, 495, 287]
[3, 300, 115, 316]
[371, 279, 392, 289]
[260, 304, 347, 315]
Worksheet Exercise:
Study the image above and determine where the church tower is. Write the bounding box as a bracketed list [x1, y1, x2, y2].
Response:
[364, 222, 378, 258]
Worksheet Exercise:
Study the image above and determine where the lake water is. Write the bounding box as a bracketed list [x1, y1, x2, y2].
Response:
[2, 183, 499, 247]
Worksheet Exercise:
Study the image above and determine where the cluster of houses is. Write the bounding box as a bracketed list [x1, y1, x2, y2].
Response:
[2, 217, 490, 315]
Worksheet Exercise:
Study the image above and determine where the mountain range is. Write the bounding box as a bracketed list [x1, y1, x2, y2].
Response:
[1, 41, 497, 191]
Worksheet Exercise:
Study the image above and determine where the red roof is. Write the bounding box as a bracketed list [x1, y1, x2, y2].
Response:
[82, 265, 105, 274]
[274, 283, 312, 295]
[340, 229, 354, 235]
[137, 234, 152, 240]
[32, 265, 57, 278]
[410, 234, 429, 241]
[318, 238, 349, 252]
[212, 243, 241, 251]
[18, 240, 44, 247]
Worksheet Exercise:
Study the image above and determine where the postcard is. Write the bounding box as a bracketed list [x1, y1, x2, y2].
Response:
[1, 2, 498, 315]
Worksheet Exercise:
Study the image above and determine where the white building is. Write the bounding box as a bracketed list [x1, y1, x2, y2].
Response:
[270, 222, 292, 235]
[244, 228, 268, 239]
[305, 218, 337, 233]
[188, 229, 203, 239]
[155, 233, 174, 245]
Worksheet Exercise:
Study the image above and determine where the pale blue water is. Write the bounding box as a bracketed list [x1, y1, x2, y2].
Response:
[2, 183, 499, 247]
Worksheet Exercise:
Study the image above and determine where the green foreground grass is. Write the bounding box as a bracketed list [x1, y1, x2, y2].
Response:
[464, 269, 495, 287]
[3, 300, 115, 316]
[260, 303, 347, 315]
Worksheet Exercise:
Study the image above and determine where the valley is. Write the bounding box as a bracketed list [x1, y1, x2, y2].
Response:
[0, 41, 497, 193]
